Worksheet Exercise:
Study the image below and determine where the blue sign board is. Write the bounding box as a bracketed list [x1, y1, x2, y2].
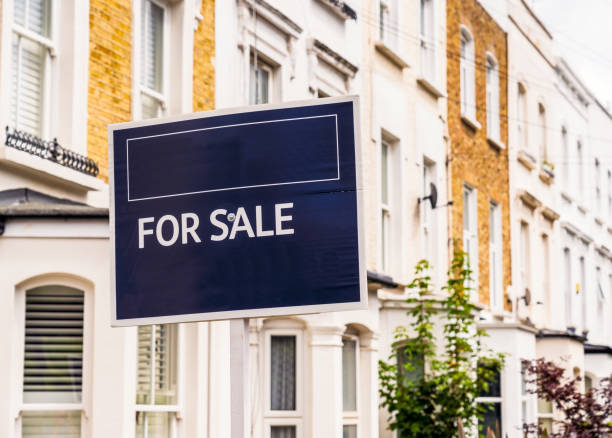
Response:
[109, 97, 365, 325]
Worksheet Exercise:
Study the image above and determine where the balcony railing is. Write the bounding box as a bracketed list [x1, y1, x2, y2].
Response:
[5, 126, 99, 177]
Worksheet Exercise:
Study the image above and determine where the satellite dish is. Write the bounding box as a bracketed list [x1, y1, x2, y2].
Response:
[522, 288, 532, 306]
[429, 183, 438, 209]
[419, 183, 438, 209]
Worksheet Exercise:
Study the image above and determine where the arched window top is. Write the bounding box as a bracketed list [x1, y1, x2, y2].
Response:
[460, 24, 473, 43]
[486, 52, 498, 68]
[518, 81, 527, 94]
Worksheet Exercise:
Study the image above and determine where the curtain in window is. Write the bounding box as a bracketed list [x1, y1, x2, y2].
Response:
[271, 336, 296, 411]
[342, 339, 357, 411]
[24, 286, 84, 404]
[271, 426, 296, 438]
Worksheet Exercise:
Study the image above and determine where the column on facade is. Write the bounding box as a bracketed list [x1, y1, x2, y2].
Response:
[358, 331, 379, 438]
[309, 325, 344, 437]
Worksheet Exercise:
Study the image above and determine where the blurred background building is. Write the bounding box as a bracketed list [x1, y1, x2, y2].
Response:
[0, 0, 610, 437]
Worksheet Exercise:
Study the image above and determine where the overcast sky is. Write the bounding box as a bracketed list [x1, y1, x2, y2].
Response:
[531, 0, 612, 109]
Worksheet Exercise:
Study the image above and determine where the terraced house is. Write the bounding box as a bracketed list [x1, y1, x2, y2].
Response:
[0, 0, 215, 436]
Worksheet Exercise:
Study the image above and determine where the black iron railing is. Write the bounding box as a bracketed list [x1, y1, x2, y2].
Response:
[5, 126, 99, 177]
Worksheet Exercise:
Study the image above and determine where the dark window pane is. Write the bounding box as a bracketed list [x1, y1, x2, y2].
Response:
[271, 425, 296, 438]
[478, 363, 501, 397]
[342, 339, 357, 411]
[343, 424, 357, 438]
[397, 345, 424, 384]
[271, 336, 296, 411]
[479, 402, 502, 438]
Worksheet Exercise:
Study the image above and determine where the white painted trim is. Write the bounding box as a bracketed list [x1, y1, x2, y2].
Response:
[108, 95, 367, 326]
[2, 218, 109, 238]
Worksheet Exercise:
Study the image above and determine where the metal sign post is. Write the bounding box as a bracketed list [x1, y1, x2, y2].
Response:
[230, 318, 250, 438]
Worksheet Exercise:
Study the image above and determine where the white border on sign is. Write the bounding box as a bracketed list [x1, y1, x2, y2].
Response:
[108, 95, 366, 327]
[126, 114, 340, 202]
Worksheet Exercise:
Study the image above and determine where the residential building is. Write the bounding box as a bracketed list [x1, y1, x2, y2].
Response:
[0, 1, 215, 437]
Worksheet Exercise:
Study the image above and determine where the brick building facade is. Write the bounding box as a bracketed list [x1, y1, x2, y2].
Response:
[447, 0, 512, 311]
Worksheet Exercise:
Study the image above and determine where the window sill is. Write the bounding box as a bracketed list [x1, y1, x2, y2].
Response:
[416, 76, 446, 99]
[374, 41, 410, 69]
[460, 113, 481, 131]
[0, 144, 105, 192]
[486, 136, 505, 150]
[517, 149, 536, 171]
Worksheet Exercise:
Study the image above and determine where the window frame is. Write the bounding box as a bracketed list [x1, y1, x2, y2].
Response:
[9, 0, 57, 139]
[133, 0, 170, 120]
[422, 158, 437, 268]
[561, 126, 569, 189]
[342, 333, 360, 433]
[516, 83, 528, 149]
[459, 26, 475, 119]
[564, 247, 573, 328]
[489, 201, 503, 313]
[485, 53, 500, 142]
[14, 276, 94, 438]
[463, 183, 479, 298]
[519, 221, 531, 302]
[378, 0, 397, 50]
[264, 329, 303, 419]
[476, 364, 503, 437]
[134, 323, 183, 438]
[419, 0, 435, 81]
[249, 53, 274, 105]
[380, 138, 392, 274]
[538, 102, 547, 162]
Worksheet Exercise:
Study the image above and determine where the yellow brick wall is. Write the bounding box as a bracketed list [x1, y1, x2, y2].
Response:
[447, 0, 512, 311]
[193, 0, 215, 112]
[87, 0, 132, 183]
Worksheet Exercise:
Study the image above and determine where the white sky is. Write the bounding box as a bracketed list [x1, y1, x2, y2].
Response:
[532, 0, 612, 109]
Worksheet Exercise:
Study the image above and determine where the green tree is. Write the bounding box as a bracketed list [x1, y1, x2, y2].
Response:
[378, 248, 505, 437]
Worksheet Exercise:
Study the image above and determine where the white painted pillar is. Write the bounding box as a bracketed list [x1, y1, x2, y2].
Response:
[309, 326, 344, 437]
[359, 332, 379, 438]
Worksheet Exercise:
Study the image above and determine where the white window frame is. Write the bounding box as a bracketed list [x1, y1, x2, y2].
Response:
[463, 184, 479, 298]
[250, 53, 274, 105]
[419, 0, 435, 81]
[135, 323, 183, 438]
[562, 127, 569, 190]
[10, 0, 57, 138]
[577, 140, 584, 198]
[476, 366, 503, 436]
[538, 103, 547, 163]
[14, 277, 93, 438]
[342, 334, 360, 435]
[133, 0, 170, 120]
[517, 83, 528, 149]
[607, 169, 612, 218]
[519, 222, 531, 304]
[594, 158, 601, 215]
[460, 26, 475, 119]
[486, 53, 500, 142]
[264, 329, 303, 421]
[378, 0, 397, 50]
[579, 255, 587, 332]
[564, 247, 573, 328]
[541, 233, 551, 323]
[537, 398, 554, 434]
[380, 138, 393, 274]
[489, 201, 503, 313]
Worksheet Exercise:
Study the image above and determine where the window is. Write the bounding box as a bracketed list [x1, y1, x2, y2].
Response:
[380, 140, 392, 273]
[266, 331, 301, 438]
[397, 344, 424, 385]
[486, 55, 500, 141]
[477, 364, 502, 437]
[521, 362, 533, 428]
[517, 83, 528, 148]
[463, 185, 478, 297]
[460, 28, 475, 118]
[379, 0, 398, 50]
[541, 234, 550, 322]
[10, 0, 54, 137]
[419, 0, 435, 81]
[140, 0, 166, 119]
[595, 159, 601, 214]
[22, 286, 84, 438]
[562, 127, 569, 189]
[489, 202, 502, 312]
[579, 256, 586, 332]
[577, 141, 584, 197]
[596, 267, 604, 334]
[564, 248, 573, 328]
[136, 324, 179, 438]
[342, 335, 358, 437]
[422, 159, 437, 266]
[250, 55, 273, 105]
[608, 170, 612, 218]
[538, 103, 547, 163]
[537, 397, 553, 435]
[519, 223, 530, 304]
